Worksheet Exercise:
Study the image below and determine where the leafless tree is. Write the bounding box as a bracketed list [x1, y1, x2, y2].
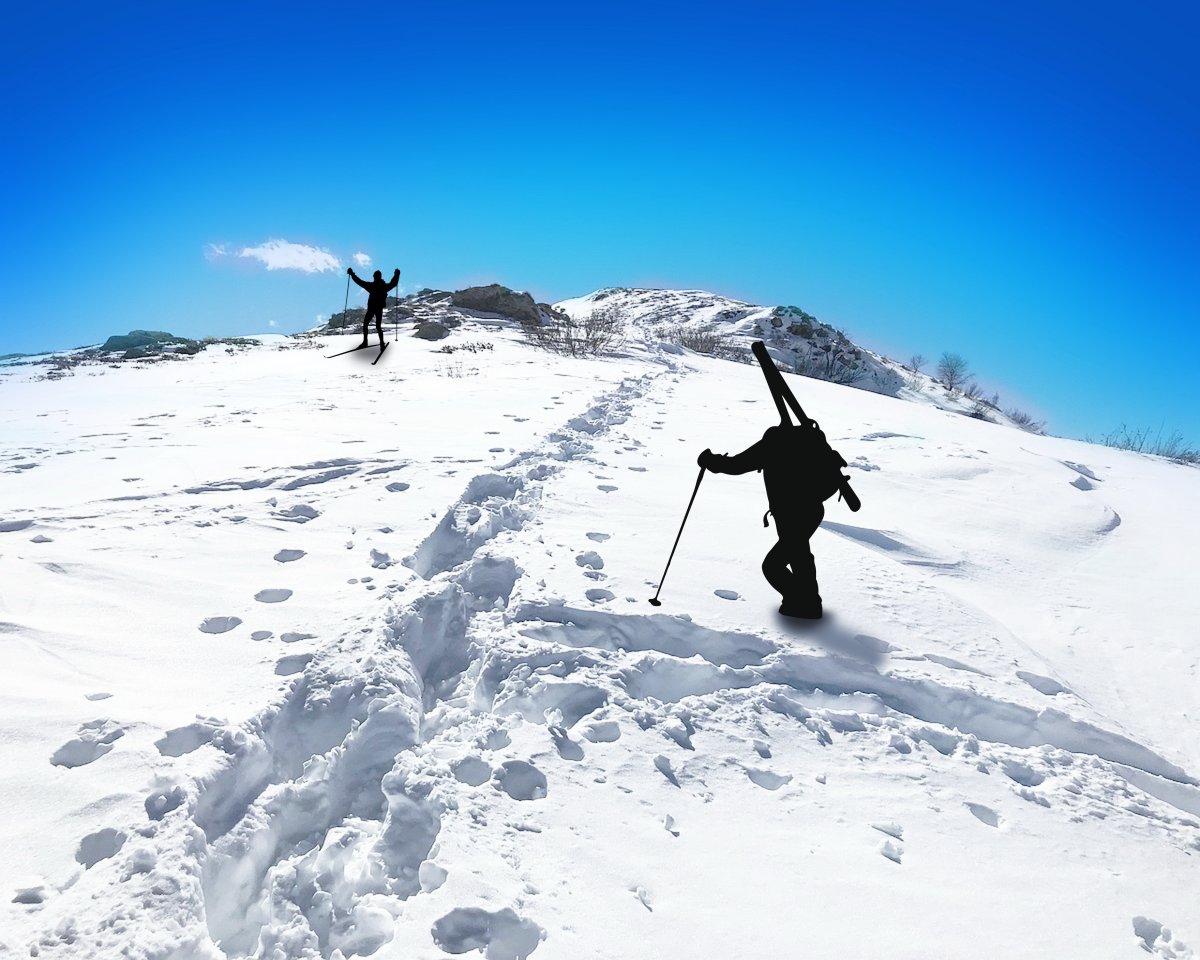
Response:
[936, 352, 971, 392]
[908, 353, 926, 373]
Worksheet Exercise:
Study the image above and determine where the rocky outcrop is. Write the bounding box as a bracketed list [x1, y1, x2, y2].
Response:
[100, 330, 188, 353]
[450, 285, 542, 326]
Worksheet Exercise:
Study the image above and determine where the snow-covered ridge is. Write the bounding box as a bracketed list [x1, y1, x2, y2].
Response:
[555, 287, 1031, 429]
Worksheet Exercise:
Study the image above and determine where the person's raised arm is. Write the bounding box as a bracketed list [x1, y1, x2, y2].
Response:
[386, 268, 400, 293]
[347, 268, 370, 292]
[698, 437, 766, 475]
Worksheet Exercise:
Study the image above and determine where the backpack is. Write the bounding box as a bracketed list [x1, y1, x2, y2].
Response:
[790, 419, 849, 502]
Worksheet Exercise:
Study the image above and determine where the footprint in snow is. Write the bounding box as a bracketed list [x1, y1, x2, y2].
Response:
[597, 484, 618, 492]
[199, 615, 242, 634]
[250, 630, 273, 640]
[586, 588, 615, 603]
[275, 652, 313, 676]
[254, 588, 292, 603]
[386, 481, 410, 492]
[75, 827, 127, 868]
[431, 907, 543, 960]
[746, 768, 792, 790]
[575, 551, 604, 570]
[51, 720, 125, 768]
[1132, 916, 1193, 958]
[452, 756, 492, 786]
[493, 760, 548, 800]
[586, 532, 610, 542]
[714, 589, 740, 600]
[273, 549, 305, 563]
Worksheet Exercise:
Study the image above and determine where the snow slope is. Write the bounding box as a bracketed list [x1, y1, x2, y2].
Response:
[1, 318, 1197, 959]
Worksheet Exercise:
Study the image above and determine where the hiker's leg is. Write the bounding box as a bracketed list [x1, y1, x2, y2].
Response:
[761, 540, 794, 599]
[784, 504, 824, 604]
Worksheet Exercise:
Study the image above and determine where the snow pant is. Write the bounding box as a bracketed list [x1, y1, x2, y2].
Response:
[362, 304, 384, 343]
[762, 503, 824, 604]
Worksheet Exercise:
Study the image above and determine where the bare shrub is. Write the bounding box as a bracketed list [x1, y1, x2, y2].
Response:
[435, 361, 477, 379]
[968, 401, 994, 421]
[435, 341, 493, 355]
[908, 354, 926, 373]
[657, 323, 742, 359]
[937, 352, 971, 392]
[524, 306, 626, 357]
[793, 344, 865, 385]
[1006, 408, 1046, 434]
[1088, 424, 1199, 464]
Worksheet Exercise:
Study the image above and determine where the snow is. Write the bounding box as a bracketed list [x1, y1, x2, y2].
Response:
[1, 304, 1197, 959]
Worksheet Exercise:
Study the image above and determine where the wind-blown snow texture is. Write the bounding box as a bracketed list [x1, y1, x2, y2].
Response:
[1, 295, 1197, 959]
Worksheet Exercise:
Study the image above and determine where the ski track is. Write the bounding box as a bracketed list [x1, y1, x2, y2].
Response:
[14, 356, 1200, 959]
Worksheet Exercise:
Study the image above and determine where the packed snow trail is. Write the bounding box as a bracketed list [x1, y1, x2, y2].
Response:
[2, 324, 1198, 959]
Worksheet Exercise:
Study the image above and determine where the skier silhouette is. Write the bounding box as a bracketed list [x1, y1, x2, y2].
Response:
[692, 343, 860, 620]
[698, 428, 826, 619]
[347, 267, 400, 348]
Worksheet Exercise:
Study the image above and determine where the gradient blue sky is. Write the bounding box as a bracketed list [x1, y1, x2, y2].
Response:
[2, 1, 1196, 441]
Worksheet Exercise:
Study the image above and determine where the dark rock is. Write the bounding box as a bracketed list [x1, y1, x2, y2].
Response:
[123, 344, 163, 359]
[101, 330, 186, 352]
[450, 284, 541, 326]
[414, 321, 450, 340]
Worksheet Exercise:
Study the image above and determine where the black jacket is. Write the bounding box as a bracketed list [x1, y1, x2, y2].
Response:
[706, 424, 824, 518]
[350, 270, 399, 309]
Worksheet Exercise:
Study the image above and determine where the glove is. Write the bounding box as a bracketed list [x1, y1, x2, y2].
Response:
[697, 448, 717, 470]
[347, 267, 354, 276]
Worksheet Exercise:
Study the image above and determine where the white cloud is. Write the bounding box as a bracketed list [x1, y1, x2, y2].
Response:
[204, 243, 229, 261]
[238, 239, 340, 273]
[353, 251, 372, 267]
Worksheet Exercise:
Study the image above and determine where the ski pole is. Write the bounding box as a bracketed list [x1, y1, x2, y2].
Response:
[394, 269, 401, 343]
[341, 273, 350, 334]
[648, 465, 706, 607]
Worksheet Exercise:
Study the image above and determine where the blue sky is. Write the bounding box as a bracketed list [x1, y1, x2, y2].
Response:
[2, 1, 1196, 442]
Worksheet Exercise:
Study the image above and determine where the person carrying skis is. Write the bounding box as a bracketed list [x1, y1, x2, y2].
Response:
[697, 425, 827, 619]
[347, 267, 400, 348]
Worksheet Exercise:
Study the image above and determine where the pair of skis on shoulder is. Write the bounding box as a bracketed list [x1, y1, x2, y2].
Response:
[326, 341, 389, 365]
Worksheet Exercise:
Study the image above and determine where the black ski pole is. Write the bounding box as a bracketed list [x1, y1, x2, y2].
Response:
[341, 273, 350, 334]
[648, 465, 706, 607]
